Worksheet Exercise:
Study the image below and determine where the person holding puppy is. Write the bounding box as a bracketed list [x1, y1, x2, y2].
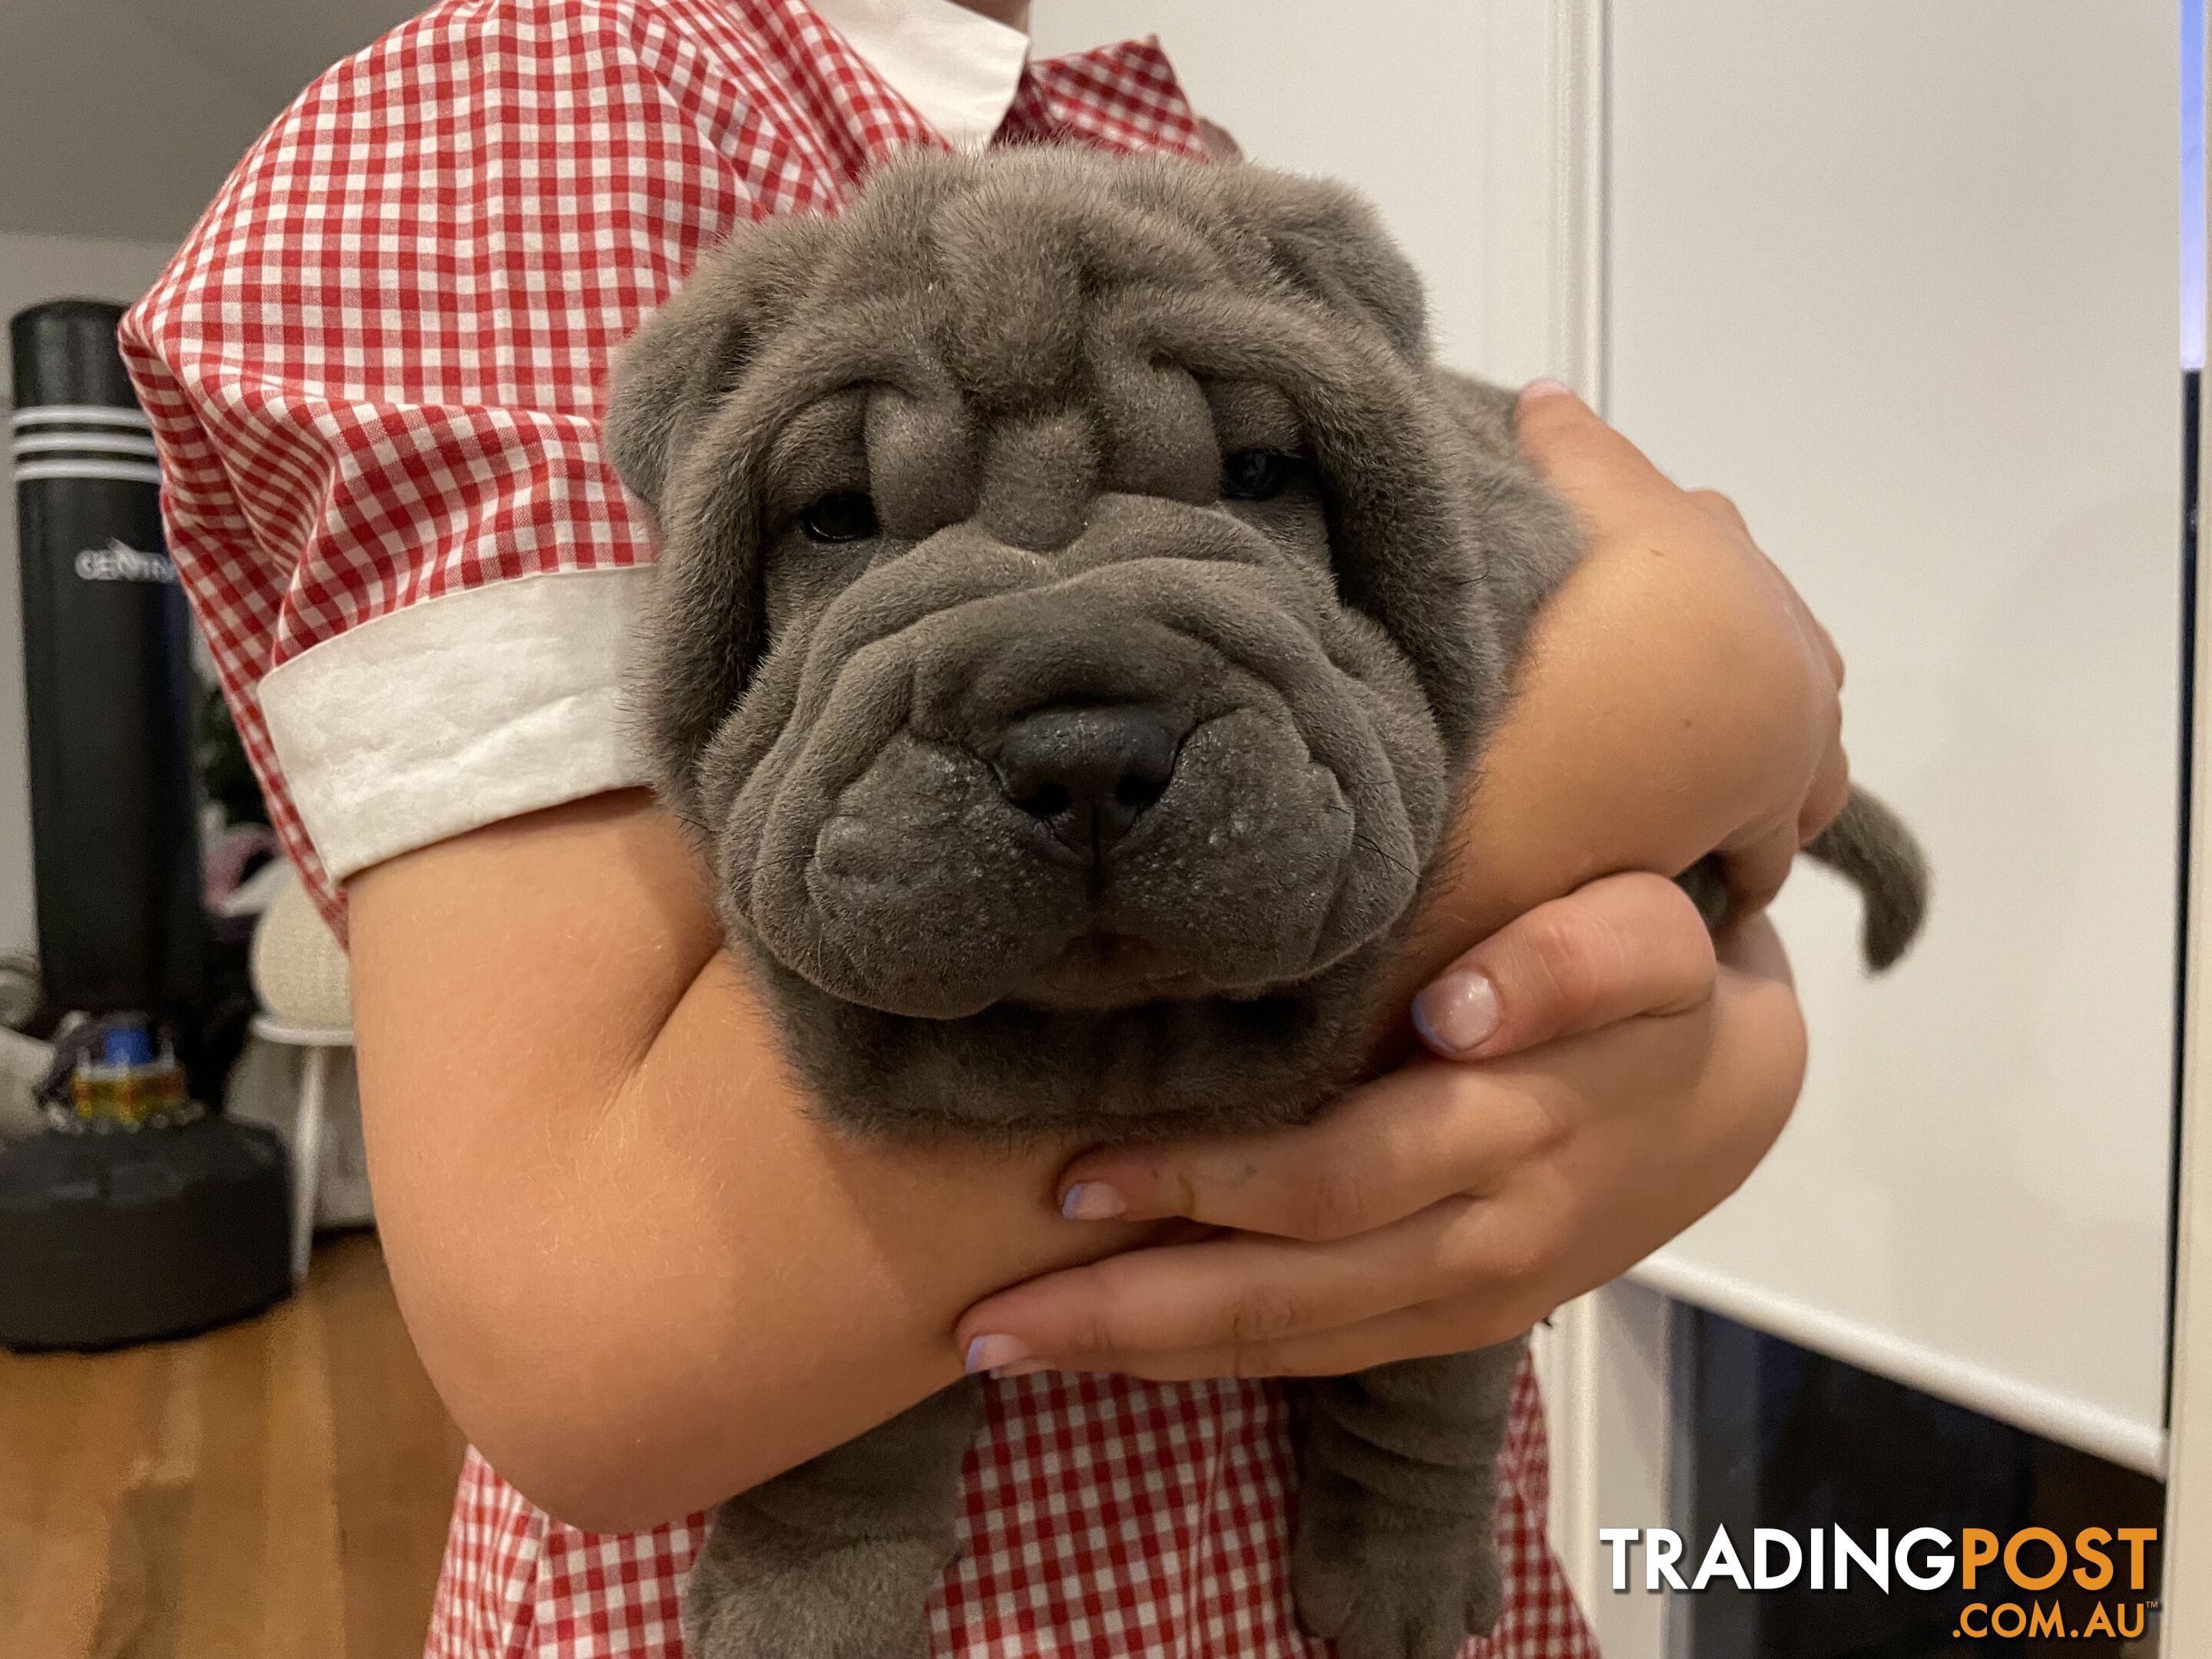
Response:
[122, 1, 1843, 1654]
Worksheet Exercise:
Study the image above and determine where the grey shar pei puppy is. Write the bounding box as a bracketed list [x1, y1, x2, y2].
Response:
[604, 147, 1926, 1659]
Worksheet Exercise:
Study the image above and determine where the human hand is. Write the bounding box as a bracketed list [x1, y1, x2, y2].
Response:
[955, 872, 1804, 1380]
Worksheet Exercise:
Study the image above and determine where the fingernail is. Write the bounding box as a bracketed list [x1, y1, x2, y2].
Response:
[1520, 376, 1575, 402]
[1061, 1181, 1127, 1221]
[1412, 971, 1501, 1055]
[965, 1333, 1032, 1374]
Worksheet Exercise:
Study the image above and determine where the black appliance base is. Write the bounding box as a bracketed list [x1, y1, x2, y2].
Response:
[0, 1114, 291, 1351]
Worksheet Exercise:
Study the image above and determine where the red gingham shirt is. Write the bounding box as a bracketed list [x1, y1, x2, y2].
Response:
[118, 3, 1598, 1654]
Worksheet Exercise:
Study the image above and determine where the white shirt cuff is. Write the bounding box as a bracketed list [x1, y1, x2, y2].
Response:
[257, 567, 654, 883]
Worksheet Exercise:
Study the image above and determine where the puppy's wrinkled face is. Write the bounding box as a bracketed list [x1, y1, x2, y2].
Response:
[608, 151, 1529, 1138]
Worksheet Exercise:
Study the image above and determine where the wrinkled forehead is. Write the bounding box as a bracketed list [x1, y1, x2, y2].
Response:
[764, 371, 1302, 552]
[757, 177, 1311, 535]
[882, 176, 1268, 403]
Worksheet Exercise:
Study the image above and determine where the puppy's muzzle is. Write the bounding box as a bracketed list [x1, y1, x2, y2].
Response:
[990, 703, 1186, 860]
[708, 502, 1442, 1018]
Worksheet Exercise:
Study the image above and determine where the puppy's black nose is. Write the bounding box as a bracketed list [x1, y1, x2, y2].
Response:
[993, 704, 1184, 859]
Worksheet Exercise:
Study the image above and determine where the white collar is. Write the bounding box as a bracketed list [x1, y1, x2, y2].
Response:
[807, 0, 1032, 151]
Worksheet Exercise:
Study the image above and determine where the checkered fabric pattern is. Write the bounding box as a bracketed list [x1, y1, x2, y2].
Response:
[427, 1356, 1592, 1659]
[118, 2, 1596, 1653]
[117, 0, 1211, 935]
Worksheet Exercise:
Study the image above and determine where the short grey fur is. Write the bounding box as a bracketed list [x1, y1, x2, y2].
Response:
[603, 147, 1927, 1659]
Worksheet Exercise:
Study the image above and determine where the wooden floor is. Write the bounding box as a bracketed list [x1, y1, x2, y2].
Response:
[0, 1232, 465, 1659]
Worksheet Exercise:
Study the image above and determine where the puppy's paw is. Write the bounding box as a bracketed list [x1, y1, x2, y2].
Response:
[1292, 1470, 1502, 1659]
[1462, 1534, 1505, 1637]
[683, 1543, 935, 1659]
[684, 1383, 978, 1659]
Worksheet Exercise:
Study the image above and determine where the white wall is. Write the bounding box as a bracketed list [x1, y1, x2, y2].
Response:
[1031, 2, 1561, 384]
[0, 232, 181, 957]
[0, 0, 268, 243]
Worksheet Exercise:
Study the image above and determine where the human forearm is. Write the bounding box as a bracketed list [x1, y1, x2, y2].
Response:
[1388, 387, 1844, 1002]
[350, 793, 1149, 1530]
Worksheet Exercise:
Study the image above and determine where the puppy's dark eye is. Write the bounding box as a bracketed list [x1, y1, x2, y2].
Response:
[1220, 449, 1299, 502]
[798, 492, 879, 543]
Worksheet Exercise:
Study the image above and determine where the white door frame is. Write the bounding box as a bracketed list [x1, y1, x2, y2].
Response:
[2162, 418, 2208, 1644]
[2161, 0, 2212, 1622]
[1535, 1282, 1681, 1659]
[1472, 5, 1682, 1655]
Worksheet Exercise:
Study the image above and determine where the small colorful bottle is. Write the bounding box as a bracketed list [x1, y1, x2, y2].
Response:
[70, 1019, 190, 1127]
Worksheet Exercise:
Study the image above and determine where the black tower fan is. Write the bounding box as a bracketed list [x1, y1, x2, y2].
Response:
[0, 300, 289, 1349]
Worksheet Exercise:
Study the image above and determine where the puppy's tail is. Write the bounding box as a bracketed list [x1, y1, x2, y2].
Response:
[1806, 787, 1929, 971]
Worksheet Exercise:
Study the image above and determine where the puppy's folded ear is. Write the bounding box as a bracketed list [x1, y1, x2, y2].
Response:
[1200, 167, 1429, 363]
[603, 214, 835, 518]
